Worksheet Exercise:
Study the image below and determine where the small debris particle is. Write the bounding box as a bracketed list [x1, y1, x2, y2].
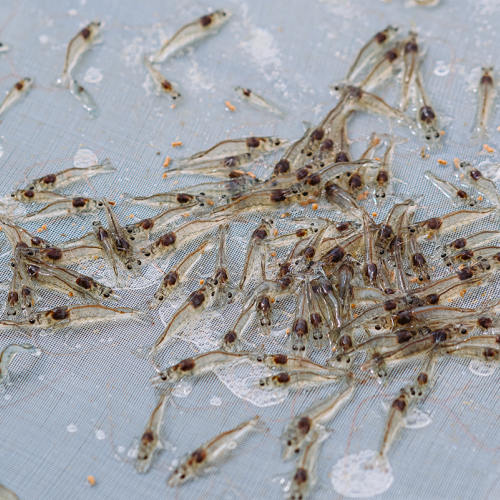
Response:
[162, 173, 167, 178]
[171, 141, 182, 147]
[41, 224, 47, 230]
[458, 264, 465, 270]
[483, 144, 494, 153]
[199, 279, 204, 285]
[286, 328, 290, 335]
[374, 157, 381, 161]
[453, 158, 460, 169]
[300, 201, 309, 206]
[353, 313, 358, 318]
[87, 476, 96, 486]
[281, 214, 286, 218]
[156, 151, 161, 156]
[460, 290, 467, 297]
[37, 228, 42, 232]
[163, 156, 171, 168]
[270, 297, 276, 303]
[459, 173, 464, 178]
[312, 203, 318, 210]
[409, 277, 418, 283]
[207, 200, 214, 206]
[225, 100, 236, 111]
[170, 104, 176, 109]
[173, 180, 178, 184]
[350, 303, 356, 309]
[497, 126, 500, 131]
[440, 130, 445, 136]
[182, 212, 189, 218]
[68, 292, 74, 297]
[478, 196, 483, 201]
[372, 212, 377, 217]
[94, 256, 98, 260]
[129, 214, 134, 218]
[108, 201, 116, 206]
[61, 234, 67, 237]
[246, 172, 256, 178]
[357, 193, 364, 200]
[421, 147, 426, 158]
[273, 229, 278, 236]
[270, 252, 277, 257]
[232, 170, 245, 175]
[438, 159, 447, 165]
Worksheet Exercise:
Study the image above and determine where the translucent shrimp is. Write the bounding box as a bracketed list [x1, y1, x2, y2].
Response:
[415, 68, 442, 148]
[281, 375, 355, 459]
[150, 351, 249, 386]
[358, 42, 404, 91]
[27, 158, 115, 191]
[212, 224, 232, 307]
[167, 416, 262, 486]
[474, 66, 496, 137]
[9, 189, 69, 204]
[344, 25, 399, 83]
[15, 244, 103, 265]
[122, 192, 207, 207]
[68, 78, 98, 118]
[0, 78, 33, 118]
[135, 393, 170, 474]
[0, 343, 39, 386]
[22, 197, 104, 220]
[143, 58, 181, 100]
[149, 240, 209, 309]
[424, 171, 476, 207]
[366, 348, 439, 470]
[400, 32, 419, 112]
[22, 305, 145, 330]
[254, 370, 346, 391]
[289, 281, 310, 356]
[458, 161, 500, 208]
[58, 21, 102, 86]
[148, 10, 232, 63]
[285, 427, 329, 500]
[234, 87, 283, 116]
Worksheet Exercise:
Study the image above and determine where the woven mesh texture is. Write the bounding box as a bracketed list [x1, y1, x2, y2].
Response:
[1, 0, 500, 499]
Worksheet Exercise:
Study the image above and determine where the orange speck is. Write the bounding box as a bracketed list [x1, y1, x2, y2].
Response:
[312, 203, 318, 210]
[41, 224, 47, 230]
[458, 264, 465, 270]
[409, 277, 418, 283]
[207, 200, 214, 206]
[357, 193, 364, 200]
[448, 298, 453, 302]
[273, 229, 278, 236]
[87, 476, 96, 486]
[280, 214, 286, 218]
[353, 313, 358, 318]
[497, 126, 500, 131]
[170, 104, 176, 109]
[173, 180, 178, 184]
[350, 303, 356, 309]
[163, 156, 171, 168]
[270, 252, 277, 257]
[453, 158, 460, 169]
[372, 212, 377, 217]
[37, 228, 42, 232]
[129, 214, 134, 218]
[182, 212, 190, 218]
[199, 279, 204, 285]
[94, 256, 98, 260]
[225, 100, 236, 111]
[232, 170, 245, 175]
[162, 173, 167, 178]
[246, 172, 256, 178]
[440, 130, 445, 136]
[286, 328, 290, 335]
[460, 173, 464, 178]
[68, 292, 74, 297]
[171, 141, 182, 147]
[438, 159, 447, 165]
[478, 196, 483, 201]
[374, 157, 381, 161]
[483, 144, 495, 153]
[271, 297, 276, 303]
[460, 289, 467, 297]
[300, 201, 309, 206]
[108, 201, 116, 206]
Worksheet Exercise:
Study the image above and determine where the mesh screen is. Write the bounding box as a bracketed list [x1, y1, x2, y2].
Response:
[1, 0, 500, 499]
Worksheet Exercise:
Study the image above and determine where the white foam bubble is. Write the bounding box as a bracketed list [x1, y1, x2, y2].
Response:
[210, 396, 222, 406]
[67, 423, 78, 433]
[172, 380, 192, 398]
[95, 429, 106, 440]
[331, 449, 394, 498]
[404, 409, 432, 429]
[469, 359, 497, 377]
[74, 149, 98, 169]
[84, 67, 103, 84]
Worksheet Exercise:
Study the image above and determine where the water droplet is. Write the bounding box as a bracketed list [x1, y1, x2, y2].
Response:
[470, 359, 496, 377]
[39, 34, 49, 45]
[4, 394, 11, 401]
[117, 445, 126, 453]
[68, 9, 78, 16]
[38, 375, 44, 381]
[67, 423, 78, 433]
[84, 67, 103, 84]
[210, 396, 222, 406]
[172, 380, 192, 398]
[171, 458, 179, 467]
[434, 61, 450, 77]
[331, 449, 394, 497]
[95, 429, 106, 440]
[127, 446, 138, 458]
[227, 440, 237, 450]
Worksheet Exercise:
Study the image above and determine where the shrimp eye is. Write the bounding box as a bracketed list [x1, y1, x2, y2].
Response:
[29, 319, 35, 324]
[275, 140, 280, 145]
[98, 202, 103, 206]
[256, 356, 263, 362]
[259, 380, 264, 386]
[103, 293, 110, 298]
[180, 474, 186, 480]
[10, 193, 14, 197]
[158, 296, 164, 301]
